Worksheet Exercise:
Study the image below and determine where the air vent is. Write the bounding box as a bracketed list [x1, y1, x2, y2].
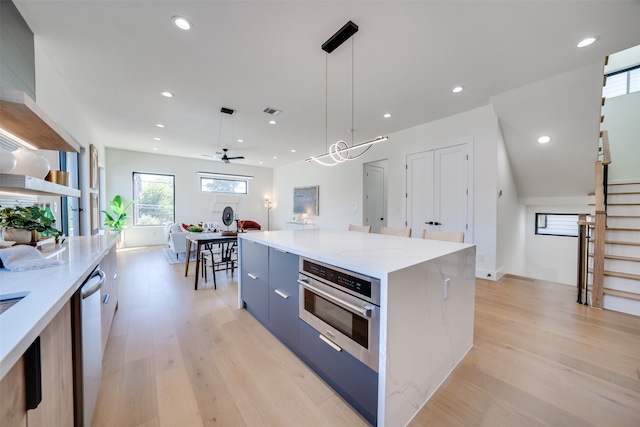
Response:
[263, 107, 282, 116]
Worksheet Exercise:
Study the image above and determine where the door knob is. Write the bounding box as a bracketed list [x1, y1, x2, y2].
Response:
[380, 218, 384, 220]
[425, 221, 434, 225]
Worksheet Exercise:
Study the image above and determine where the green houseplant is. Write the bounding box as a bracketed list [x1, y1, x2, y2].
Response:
[102, 195, 136, 231]
[0, 205, 63, 243]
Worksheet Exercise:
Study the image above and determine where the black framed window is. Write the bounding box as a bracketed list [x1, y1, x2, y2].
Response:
[200, 177, 247, 194]
[535, 213, 579, 237]
[132, 172, 175, 226]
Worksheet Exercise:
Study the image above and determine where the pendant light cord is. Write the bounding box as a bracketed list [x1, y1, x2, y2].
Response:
[325, 53, 328, 153]
[351, 37, 354, 147]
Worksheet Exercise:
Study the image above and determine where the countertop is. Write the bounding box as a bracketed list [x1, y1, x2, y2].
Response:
[0, 234, 117, 380]
[238, 228, 473, 278]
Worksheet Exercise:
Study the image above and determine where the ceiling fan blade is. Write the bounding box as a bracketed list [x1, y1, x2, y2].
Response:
[227, 156, 245, 160]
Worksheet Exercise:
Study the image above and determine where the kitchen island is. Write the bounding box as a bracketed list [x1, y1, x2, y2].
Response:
[238, 229, 475, 426]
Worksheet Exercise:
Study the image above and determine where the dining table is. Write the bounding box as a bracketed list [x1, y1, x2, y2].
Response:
[184, 232, 238, 290]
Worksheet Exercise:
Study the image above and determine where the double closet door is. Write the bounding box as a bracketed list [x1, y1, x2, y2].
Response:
[406, 144, 470, 241]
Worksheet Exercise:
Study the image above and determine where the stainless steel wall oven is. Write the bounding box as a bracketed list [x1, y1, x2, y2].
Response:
[298, 258, 380, 371]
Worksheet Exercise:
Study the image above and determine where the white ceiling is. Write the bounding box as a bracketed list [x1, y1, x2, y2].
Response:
[14, 1, 640, 198]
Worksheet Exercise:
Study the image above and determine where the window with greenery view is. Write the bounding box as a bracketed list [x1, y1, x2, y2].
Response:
[133, 172, 175, 226]
[200, 177, 247, 194]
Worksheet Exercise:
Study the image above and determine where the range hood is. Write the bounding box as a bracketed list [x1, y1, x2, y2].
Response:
[0, 88, 80, 153]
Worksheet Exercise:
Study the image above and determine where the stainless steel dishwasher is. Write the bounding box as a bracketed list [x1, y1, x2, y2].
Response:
[72, 265, 105, 427]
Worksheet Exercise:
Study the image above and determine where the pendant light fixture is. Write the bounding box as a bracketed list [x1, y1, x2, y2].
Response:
[306, 21, 388, 166]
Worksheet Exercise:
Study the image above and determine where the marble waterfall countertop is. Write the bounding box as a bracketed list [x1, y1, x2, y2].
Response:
[238, 228, 473, 278]
[0, 234, 117, 380]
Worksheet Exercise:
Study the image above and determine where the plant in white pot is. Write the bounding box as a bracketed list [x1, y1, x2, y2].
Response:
[102, 195, 136, 247]
[0, 205, 63, 243]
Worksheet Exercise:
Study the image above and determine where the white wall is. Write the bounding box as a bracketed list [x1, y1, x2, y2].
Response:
[602, 92, 640, 183]
[521, 202, 590, 286]
[273, 105, 502, 277]
[34, 37, 98, 236]
[496, 121, 524, 280]
[105, 148, 273, 247]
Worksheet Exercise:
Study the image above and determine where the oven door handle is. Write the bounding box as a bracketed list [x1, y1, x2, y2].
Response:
[297, 279, 373, 318]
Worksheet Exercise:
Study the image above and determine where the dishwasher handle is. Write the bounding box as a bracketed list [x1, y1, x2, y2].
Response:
[82, 269, 105, 299]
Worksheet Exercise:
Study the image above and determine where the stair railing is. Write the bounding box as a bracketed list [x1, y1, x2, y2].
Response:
[591, 130, 611, 308]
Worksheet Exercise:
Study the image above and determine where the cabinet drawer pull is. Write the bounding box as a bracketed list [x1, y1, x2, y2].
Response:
[274, 248, 288, 253]
[319, 334, 342, 352]
[274, 289, 289, 299]
[248, 273, 258, 280]
[103, 294, 110, 304]
[113, 273, 118, 280]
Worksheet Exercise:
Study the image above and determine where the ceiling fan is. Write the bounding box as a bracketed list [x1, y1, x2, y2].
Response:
[220, 148, 244, 164]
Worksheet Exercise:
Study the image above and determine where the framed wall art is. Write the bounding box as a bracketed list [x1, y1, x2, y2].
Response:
[293, 185, 319, 215]
[89, 144, 99, 190]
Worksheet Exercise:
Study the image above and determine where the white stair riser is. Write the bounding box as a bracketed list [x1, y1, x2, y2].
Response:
[588, 258, 640, 275]
[606, 229, 640, 243]
[608, 183, 640, 193]
[602, 295, 640, 316]
[604, 258, 640, 275]
[606, 193, 640, 204]
[588, 273, 640, 293]
[589, 242, 640, 257]
[604, 205, 640, 216]
[606, 217, 640, 228]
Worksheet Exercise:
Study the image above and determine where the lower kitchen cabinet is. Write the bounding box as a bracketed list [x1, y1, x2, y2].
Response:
[268, 247, 300, 350]
[299, 320, 378, 426]
[0, 301, 74, 427]
[100, 247, 118, 353]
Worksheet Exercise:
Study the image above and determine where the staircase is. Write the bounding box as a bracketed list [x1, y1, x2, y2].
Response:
[587, 182, 640, 315]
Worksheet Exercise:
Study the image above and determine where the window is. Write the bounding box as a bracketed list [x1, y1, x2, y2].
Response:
[133, 172, 175, 226]
[200, 177, 247, 194]
[603, 65, 640, 99]
[535, 213, 579, 237]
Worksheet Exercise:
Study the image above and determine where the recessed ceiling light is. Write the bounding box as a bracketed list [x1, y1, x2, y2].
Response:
[152, 147, 159, 151]
[577, 37, 597, 48]
[383, 113, 392, 118]
[538, 136, 551, 144]
[154, 137, 161, 141]
[156, 124, 165, 128]
[452, 86, 464, 93]
[273, 156, 278, 159]
[172, 16, 192, 31]
[291, 149, 296, 153]
[259, 161, 263, 165]
[269, 120, 277, 125]
[161, 91, 173, 98]
[237, 139, 244, 143]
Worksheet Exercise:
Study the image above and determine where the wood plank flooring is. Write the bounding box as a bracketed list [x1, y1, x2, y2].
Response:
[92, 246, 640, 427]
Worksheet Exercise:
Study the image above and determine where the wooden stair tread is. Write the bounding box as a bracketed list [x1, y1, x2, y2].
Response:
[605, 227, 640, 232]
[588, 268, 640, 281]
[608, 182, 640, 186]
[603, 288, 640, 301]
[606, 192, 640, 195]
[587, 253, 640, 263]
[607, 215, 640, 219]
[604, 240, 640, 246]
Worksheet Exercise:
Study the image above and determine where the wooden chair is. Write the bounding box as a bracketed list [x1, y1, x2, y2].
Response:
[201, 241, 237, 289]
[380, 227, 412, 237]
[348, 224, 371, 233]
[422, 230, 465, 243]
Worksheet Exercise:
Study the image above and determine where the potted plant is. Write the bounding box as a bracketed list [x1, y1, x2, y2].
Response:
[102, 195, 136, 231]
[0, 205, 63, 243]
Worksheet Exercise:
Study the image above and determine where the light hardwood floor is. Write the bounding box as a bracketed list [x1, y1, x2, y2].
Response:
[92, 246, 640, 426]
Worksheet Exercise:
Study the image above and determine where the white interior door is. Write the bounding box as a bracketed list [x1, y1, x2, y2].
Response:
[407, 144, 470, 240]
[364, 163, 385, 233]
[435, 145, 468, 234]
[407, 151, 435, 237]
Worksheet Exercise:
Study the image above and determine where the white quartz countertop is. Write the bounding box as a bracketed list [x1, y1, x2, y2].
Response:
[0, 234, 117, 380]
[239, 228, 473, 278]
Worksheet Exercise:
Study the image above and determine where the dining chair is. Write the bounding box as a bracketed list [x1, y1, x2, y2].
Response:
[380, 227, 412, 237]
[348, 224, 371, 233]
[422, 230, 465, 243]
[201, 241, 237, 289]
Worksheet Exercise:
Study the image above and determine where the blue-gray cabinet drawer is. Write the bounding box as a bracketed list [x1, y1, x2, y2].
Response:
[299, 321, 378, 425]
[241, 268, 269, 323]
[268, 248, 300, 349]
[240, 239, 268, 279]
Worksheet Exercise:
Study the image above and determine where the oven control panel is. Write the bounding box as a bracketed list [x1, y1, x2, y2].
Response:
[300, 258, 380, 305]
